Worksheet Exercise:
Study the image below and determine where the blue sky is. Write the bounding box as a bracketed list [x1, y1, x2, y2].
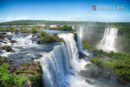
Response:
[0, 0, 130, 22]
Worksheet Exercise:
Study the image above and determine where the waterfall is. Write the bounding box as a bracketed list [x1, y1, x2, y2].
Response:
[76, 36, 90, 56]
[76, 25, 84, 41]
[39, 44, 70, 87]
[38, 33, 91, 87]
[97, 28, 118, 52]
[75, 25, 84, 53]
[58, 33, 86, 72]
[76, 26, 91, 56]
[76, 36, 84, 53]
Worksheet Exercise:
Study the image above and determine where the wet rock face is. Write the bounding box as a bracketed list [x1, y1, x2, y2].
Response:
[80, 63, 130, 87]
[0, 34, 5, 39]
[82, 64, 117, 80]
[1, 45, 13, 52]
[10, 40, 17, 44]
[0, 32, 13, 46]
[32, 34, 39, 41]
[17, 62, 44, 87]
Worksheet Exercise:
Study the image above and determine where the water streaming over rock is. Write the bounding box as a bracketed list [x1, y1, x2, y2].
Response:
[38, 33, 92, 87]
[12, 34, 33, 46]
[1, 31, 127, 87]
[76, 25, 84, 41]
[97, 28, 118, 52]
[76, 26, 92, 56]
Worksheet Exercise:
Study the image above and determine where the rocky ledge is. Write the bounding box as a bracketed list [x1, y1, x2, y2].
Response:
[0, 56, 43, 87]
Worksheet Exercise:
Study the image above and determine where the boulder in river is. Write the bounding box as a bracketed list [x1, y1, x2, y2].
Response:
[1, 45, 13, 52]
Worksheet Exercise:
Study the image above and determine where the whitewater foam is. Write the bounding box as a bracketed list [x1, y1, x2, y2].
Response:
[97, 28, 118, 52]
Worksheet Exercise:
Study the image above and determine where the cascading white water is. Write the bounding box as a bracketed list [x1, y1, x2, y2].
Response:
[12, 34, 33, 46]
[77, 25, 84, 41]
[76, 36, 84, 53]
[1, 34, 34, 57]
[76, 26, 91, 56]
[38, 33, 93, 87]
[97, 28, 118, 52]
[39, 44, 69, 87]
[58, 33, 87, 72]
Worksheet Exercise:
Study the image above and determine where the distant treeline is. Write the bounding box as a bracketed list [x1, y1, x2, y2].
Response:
[0, 20, 130, 26]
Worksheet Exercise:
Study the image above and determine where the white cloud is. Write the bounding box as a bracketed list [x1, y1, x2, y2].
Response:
[2, 16, 29, 22]
[6, 17, 14, 21]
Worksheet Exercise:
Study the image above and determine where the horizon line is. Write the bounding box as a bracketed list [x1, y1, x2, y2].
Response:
[1, 19, 130, 23]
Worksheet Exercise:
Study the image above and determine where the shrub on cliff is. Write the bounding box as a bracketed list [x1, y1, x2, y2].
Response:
[60, 25, 73, 31]
[39, 32, 61, 43]
[90, 58, 102, 66]
[91, 51, 130, 81]
[0, 64, 27, 87]
[0, 56, 8, 65]
[82, 41, 96, 50]
[32, 28, 38, 34]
